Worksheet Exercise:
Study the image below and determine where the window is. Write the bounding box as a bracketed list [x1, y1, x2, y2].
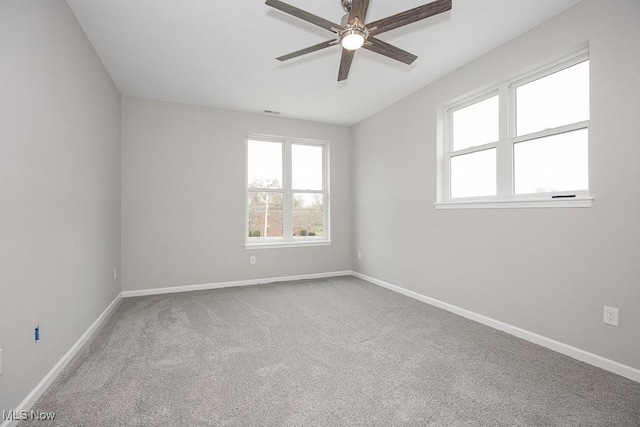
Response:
[438, 49, 591, 209]
[246, 136, 329, 248]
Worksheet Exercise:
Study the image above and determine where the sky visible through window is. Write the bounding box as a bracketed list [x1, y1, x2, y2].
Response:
[292, 144, 322, 190]
[248, 140, 322, 189]
[514, 129, 588, 194]
[516, 61, 589, 136]
[451, 148, 496, 198]
[453, 95, 499, 151]
[248, 140, 282, 188]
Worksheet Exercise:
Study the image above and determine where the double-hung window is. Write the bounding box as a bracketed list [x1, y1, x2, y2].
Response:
[246, 136, 330, 248]
[438, 49, 591, 208]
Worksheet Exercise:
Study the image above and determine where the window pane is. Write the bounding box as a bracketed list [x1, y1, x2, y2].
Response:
[514, 129, 588, 194]
[293, 193, 323, 237]
[450, 149, 496, 198]
[247, 140, 282, 189]
[292, 144, 323, 191]
[452, 96, 499, 151]
[516, 60, 589, 136]
[248, 192, 283, 238]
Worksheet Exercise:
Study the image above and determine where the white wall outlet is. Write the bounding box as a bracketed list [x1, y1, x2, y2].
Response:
[357, 251, 362, 260]
[113, 267, 118, 280]
[250, 256, 256, 265]
[603, 306, 619, 326]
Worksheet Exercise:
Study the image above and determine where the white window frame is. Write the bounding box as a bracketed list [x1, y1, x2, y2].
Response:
[436, 48, 593, 209]
[245, 135, 331, 249]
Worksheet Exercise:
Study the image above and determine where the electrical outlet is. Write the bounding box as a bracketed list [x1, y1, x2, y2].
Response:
[113, 267, 118, 280]
[250, 256, 256, 265]
[358, 251, 362, 260]
[603, 306, 619, 327]
[35, 326, 40, 342]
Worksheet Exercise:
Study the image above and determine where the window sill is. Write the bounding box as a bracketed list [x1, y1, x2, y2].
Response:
[245, 240, 332, 250]
[435, 195, 593, 210]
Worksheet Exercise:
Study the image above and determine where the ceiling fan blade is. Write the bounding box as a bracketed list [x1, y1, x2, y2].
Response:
[364, 37, 417, 65]
[367, 0, 452, 36]
[277, 40, 337, 61]
[265, 0, 341, 33]
[349, 0, 370, 26]
[337, 49, 355, 81]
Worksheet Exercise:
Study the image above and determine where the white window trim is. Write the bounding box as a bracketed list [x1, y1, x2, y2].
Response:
[435, 195, 593, 210]
[245, 135, 331, 249]
[436, 47, 592, 210]
[244, 240, 333, 250]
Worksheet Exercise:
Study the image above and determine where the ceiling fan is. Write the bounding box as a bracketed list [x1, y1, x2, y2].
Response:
[265, 0, 452, 81]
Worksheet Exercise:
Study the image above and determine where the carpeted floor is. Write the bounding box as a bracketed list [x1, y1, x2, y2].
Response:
[21, 276, 640, 426]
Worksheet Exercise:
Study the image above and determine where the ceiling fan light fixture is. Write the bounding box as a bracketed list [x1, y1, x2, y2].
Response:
[341, 29, 365, 50]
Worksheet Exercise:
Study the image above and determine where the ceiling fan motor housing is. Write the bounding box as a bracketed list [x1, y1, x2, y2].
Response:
[341, 0, 352, 13]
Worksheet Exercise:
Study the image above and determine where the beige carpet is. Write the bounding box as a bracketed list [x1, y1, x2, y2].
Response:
[21, 276, 640, 426]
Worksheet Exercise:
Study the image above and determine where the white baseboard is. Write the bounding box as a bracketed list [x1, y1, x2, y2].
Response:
[351, 271, 640, 384]
[121, 270, 353, 298]
[1, 293, 123, 427]
[3, 270, 349, 425]
[5, 269, 635, 427]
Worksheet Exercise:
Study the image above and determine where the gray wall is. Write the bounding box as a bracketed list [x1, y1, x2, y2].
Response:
[352, 0, 640, 370]
[121, 97, 351, 292]
[0, 0, 121, 412]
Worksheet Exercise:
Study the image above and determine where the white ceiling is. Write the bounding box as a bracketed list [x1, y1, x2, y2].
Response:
[66, 0, 583, 126]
